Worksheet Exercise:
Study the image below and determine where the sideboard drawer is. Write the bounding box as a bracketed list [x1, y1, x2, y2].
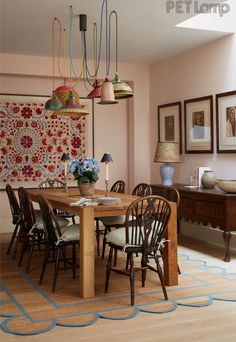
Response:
[195, 201, 224, 219]
[179, 198, 194, 214]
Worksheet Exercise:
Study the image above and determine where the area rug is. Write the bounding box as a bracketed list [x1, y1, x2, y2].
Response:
[1, 246, 236, 336]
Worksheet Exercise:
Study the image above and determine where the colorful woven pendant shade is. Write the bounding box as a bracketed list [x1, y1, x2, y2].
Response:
[45, 90, 63, 111]
[54, 86, 89, 116]
[98, 77, 118, 105]
[87, 79, 101, 99]
[112, 72, 133, 99]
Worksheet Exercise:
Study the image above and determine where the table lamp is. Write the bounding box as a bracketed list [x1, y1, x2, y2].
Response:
[154, 142, 181, 186]
[61, 153, 70, 191]
[101, 153, 113, 197]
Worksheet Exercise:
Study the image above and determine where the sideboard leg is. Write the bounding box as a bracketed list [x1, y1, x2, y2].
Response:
[223, 231, 231, 262]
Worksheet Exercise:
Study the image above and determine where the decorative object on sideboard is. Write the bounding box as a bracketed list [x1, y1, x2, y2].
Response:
[101, 153, 113, 197]
[201, 170, 215, 189]
[154, 142, 181, 186]
[215, 179, 236, 193]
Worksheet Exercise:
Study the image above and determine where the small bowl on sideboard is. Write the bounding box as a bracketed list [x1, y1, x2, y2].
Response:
[215, 180, 236, 193]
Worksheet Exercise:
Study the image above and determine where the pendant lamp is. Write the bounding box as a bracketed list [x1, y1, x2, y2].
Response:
[54, 84, 89, 116]
[54, 6, 89, 117]
[109, 11, 133, 99]
[98, 77, 118, 105]
[87, 79, 101, 99]
[112, 72, 133, 99]
[45, 19, 63, 111]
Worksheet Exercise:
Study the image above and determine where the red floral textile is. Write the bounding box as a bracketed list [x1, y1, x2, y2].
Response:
[0, 95, 89, 184]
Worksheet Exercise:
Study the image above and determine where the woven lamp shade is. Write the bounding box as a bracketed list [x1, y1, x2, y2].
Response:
[54, 86, 89, 116]
[98, 77, 118, 105]
[55, 85, 80, 105]
[154, 142, 181, 163]
[45, 90, 63, 111]
[112, 73, 133, 99]
[87, 79, 101, 99]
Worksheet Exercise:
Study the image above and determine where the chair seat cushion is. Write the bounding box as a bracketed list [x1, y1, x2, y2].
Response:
[100, 215, 125, 226]
[35, 210, 69, 230]
[106, 227, 127, 247]
[106, 224, 160, 250]
[58, 224, 80, 243]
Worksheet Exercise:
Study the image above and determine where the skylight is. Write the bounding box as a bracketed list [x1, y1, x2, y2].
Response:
[176, 0, 236, 33]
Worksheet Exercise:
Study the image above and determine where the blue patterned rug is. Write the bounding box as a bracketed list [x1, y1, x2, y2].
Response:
[1, 250, 236, 336]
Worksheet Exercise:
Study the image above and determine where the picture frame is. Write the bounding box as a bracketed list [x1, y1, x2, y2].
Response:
[0, 93, 94, 189]
[157, 101, 182, 153]
[184, 95, 213, 153]
[216, 90, 236, 153]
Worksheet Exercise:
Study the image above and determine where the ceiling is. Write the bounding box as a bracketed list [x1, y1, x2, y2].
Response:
[0, 0, 233, 64]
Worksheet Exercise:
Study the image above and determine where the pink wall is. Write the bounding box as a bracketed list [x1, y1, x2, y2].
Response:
[150, 34, 236, 185]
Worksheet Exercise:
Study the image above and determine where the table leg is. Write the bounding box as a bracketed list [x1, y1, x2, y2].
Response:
[79, 207, 95, 298]
[163, 202, 178, 286]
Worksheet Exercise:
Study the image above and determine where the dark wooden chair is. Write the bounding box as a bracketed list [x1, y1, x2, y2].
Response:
[104, 195, 171, 306]
[38, 194, 80, 293]
[95, 180, 126, 256]
[150, 186, 181, 274]
[17, 187, 69, 273]
[17, 187, 45, 272]
[38, 179, 76, 224]
[101, 183, 152, 259]
[132, 183, 152, 197]
[6, 184, 23, 258]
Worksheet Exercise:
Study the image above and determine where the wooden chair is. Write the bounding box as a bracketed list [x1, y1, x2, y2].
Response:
[38, 179, 76, 224]
[104, 195, 171, 306]
[17, 187, 45, 272]
[150, 186, 181, 274]
[101, 183, 152, 259]
[38, 194, 80, 292]
[17, 187, 69, 273]
[95, 180, 126, 256]
[6, 184, 23, 258]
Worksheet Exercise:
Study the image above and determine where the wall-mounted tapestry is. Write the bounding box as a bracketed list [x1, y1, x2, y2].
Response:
[0, 94, 94, 188]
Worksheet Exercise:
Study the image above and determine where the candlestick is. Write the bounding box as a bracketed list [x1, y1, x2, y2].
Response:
[105, 163, 109, 181]
[64, 162, 67, 176]
[105, 180, 109, 197]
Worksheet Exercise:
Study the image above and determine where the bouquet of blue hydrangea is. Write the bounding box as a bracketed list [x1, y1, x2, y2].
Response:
[69, 157, 100, 184]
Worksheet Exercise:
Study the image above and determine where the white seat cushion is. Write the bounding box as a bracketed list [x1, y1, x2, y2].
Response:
[57, 224, 80, 243]
[106, 227, 126, 247]
[106, 224, 160, 249]
[35, 211, 69, 230]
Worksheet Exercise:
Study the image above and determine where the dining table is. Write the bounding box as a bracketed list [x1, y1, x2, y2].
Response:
[27, 188, 178, 298]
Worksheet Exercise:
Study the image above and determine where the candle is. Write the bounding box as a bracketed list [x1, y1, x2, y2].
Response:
[105, 163, 109, 181]
[64, 162, 67, 177]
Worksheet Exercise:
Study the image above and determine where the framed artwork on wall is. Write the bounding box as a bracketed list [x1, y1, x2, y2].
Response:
[157, 101, 182, 153]
[216, 90, 236, 153]
[0, 93, 94, 188]
[184, 95, 213, 153]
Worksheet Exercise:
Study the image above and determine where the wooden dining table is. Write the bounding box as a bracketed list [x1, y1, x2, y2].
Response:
[27, 188, 178, 298]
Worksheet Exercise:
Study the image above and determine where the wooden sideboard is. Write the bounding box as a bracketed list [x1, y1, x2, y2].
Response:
[151, 183, 236, 262]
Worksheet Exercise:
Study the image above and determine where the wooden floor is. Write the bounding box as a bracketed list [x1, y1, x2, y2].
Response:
[1, 233, 236, 342]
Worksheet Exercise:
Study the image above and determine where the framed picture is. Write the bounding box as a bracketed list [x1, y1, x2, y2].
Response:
[216, 90, 236, 153]
[0, 93, 94, 189]
[157, 101, 182, 153]
[184, 95, 213, 153]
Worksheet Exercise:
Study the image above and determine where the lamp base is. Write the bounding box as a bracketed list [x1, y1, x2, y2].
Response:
[105, 180, 109, 197]
[160, 163, 174, 186]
